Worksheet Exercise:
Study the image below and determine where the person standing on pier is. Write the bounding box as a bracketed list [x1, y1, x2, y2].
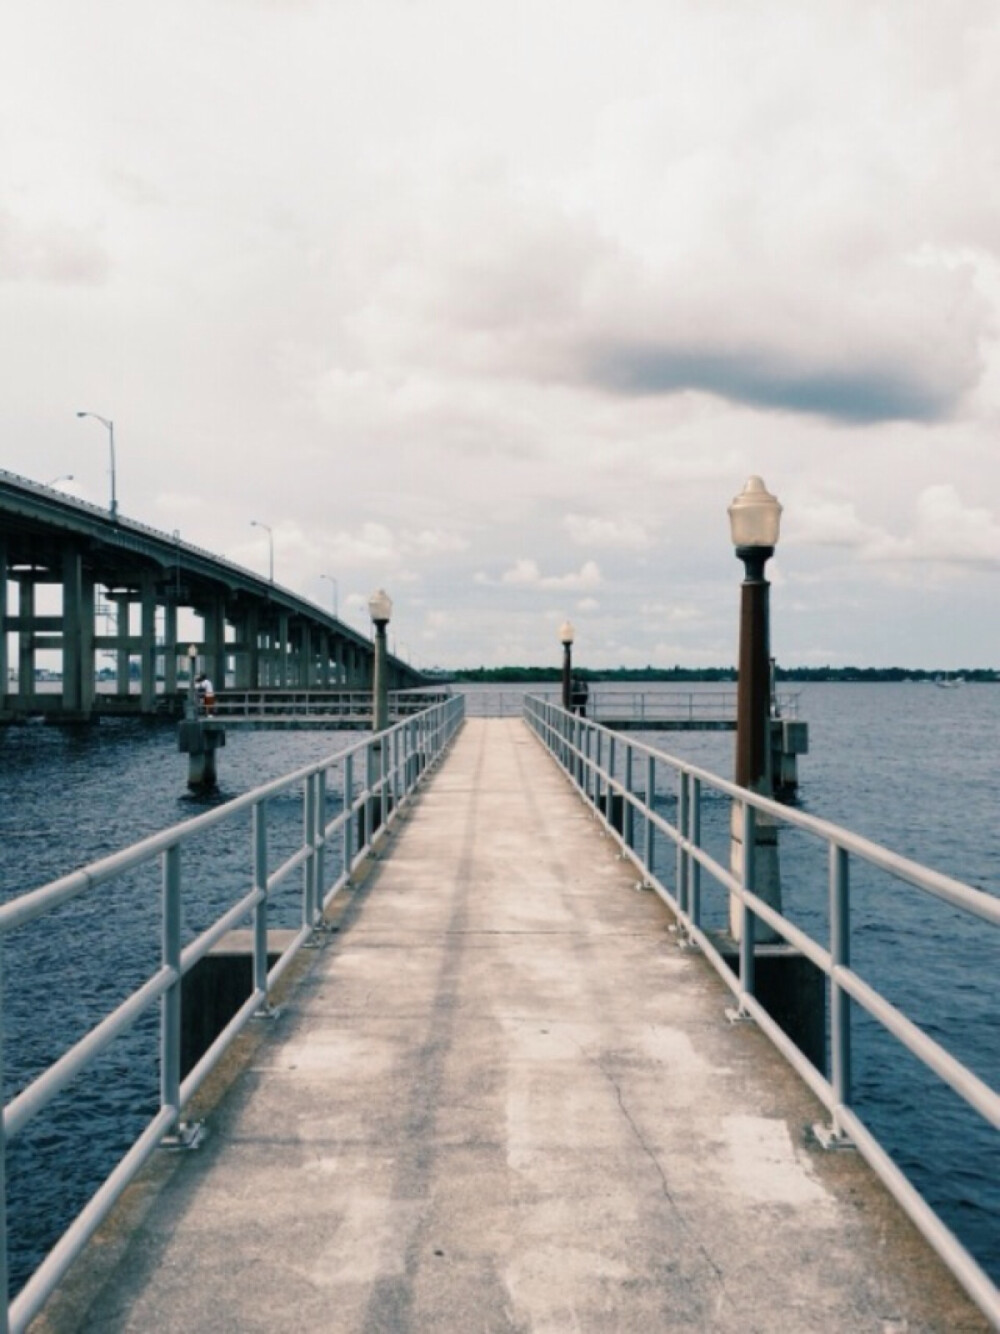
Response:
[195, 673, 216, 715]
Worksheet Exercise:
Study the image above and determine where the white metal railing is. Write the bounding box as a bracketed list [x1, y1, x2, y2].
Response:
[0, 695, 465, 1334]
[210, 688, 451, 721]
[523, 695, 1000, 1327]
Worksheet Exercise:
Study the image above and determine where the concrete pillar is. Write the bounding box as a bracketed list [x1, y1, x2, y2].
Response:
[319, 630, 331, 687]
[140, 572, 156, 714]
[18, 576, 36, 700]
[0, 541, 8, 707]
[277, 613, 289, 687]
[300, 624, 313, 687]
[80, 576, 95, 713]
[246, 606, 260, 688]
[163, 601, 178, 698]
[114, 594, 130, 698]
[62, 548, 84, 714]
[204, 597, 226, 692]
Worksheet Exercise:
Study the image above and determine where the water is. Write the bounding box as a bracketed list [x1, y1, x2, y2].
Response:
[1, 687, 998, 1293]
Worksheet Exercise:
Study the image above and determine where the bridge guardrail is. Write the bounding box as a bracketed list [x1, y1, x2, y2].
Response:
[523, 694, 1000, 1327]
[0, 694, 465, 1334]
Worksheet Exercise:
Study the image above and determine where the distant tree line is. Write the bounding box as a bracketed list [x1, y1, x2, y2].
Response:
[448, 665, 999, 683]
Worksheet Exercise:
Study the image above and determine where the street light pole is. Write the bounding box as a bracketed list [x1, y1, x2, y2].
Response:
[76, 412, 117, 521]
[250, 520, 274, 583]
[368, 588, 392, 733]
[559, 620, 574, 710]
[728, 475, 782, 940]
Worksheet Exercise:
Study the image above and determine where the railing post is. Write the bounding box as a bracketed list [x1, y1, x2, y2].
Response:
[605, 735, 616, 827]
[303, 774, 317, 930]
[830, 844, 852, 1118]
[644, 754, 656, 879]
[689, 776, 702, 928]
[315, 769, 327, 918]
[253, 800, 269, 1000]
[739, 802, 756, 1003]
[623, 745, 634, 849]
[343, 754, 355, 876]
[161, 844, 182, 1120]
[677, 773, 689, 919]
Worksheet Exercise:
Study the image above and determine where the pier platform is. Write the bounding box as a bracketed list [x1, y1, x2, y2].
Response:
[37, 719, 985, 1332]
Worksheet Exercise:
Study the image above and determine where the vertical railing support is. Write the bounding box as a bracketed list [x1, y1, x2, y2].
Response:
[343, 754, 355, 877]
[314, 769, 327, 920]
[739, 802, 756, 1004]
[644, 755, 656, 881]
[253, 800, 270, 1002]
[830, 844, 852, 1124]
[606, 735, 616, 828]
[689, 777, 702, 929]
[623, 745, 634, 849]
[677, 773, 690, 921]
[160, 844, 182, 1120]
[303, 775, 317, 930]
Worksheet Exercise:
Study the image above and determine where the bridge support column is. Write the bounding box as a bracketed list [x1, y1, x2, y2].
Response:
[81, 577, 96, 714]
[277, 614, 289, 687]
[300, 624, 313, 687]
[0, 542, 8, 709]
[114, 593, 131, 700]
[319, 631, 331, 687]
[18, 575, 36, 703]
[140, 573, 157, 715]
[62, 549, 92, 720]
[204, 597, 226, 693]
[163, 601, 178, 700]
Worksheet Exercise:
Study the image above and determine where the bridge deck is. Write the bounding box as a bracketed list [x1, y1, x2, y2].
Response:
[45, 719, 983, 1332]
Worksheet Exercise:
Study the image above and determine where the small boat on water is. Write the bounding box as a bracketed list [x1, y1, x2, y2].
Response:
[933, 674, 965, 688]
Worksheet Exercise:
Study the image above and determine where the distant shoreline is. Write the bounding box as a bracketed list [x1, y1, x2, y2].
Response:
[443, 667, 995, 684]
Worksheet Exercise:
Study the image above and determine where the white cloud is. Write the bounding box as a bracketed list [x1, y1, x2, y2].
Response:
[564, 513, 650, 550]
[498, 559, 602, 591]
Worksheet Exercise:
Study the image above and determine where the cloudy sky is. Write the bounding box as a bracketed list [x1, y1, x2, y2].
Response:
[3, 1, 1000, 670]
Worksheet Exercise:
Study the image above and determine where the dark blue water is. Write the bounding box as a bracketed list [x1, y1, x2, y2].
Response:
[1, 687, 998, 1294]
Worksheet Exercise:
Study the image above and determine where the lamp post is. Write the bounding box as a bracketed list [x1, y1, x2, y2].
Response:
[250, 520, 274, 583]
[321, 574, 339, 619]
[368, 588, 392, 733]
[728, 475, 782, 939]
[76, 412, 117, 521]
[48, 474, 74, 488]
[559, 620, 574, 711]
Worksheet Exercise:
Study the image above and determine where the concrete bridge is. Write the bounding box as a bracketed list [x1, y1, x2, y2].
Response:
[0, 469, 422, 722]
[6, 705, 996, 1332]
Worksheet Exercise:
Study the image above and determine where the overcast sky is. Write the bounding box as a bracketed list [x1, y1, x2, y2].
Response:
[4, 1, 1000, 670]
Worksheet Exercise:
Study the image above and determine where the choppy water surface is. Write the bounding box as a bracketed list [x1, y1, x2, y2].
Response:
[1, 685, 998, 1292]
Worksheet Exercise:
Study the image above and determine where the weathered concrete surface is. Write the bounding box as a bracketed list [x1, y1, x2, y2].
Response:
[35, 719, 988, 1332]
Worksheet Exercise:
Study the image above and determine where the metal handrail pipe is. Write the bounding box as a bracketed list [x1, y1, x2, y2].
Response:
[836, 1104, 1000, 1327]
[178, 887, 265, 977]
[535, 698, 1000, 925]
[7, 1105, 178, 1334]
[266, 843, 313, 892]
[835, 967, 1000, 1129]
[4, 966, 176, 1139]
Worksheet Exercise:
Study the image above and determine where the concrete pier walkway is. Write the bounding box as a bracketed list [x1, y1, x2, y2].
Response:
[41, 719, 986, 1332]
